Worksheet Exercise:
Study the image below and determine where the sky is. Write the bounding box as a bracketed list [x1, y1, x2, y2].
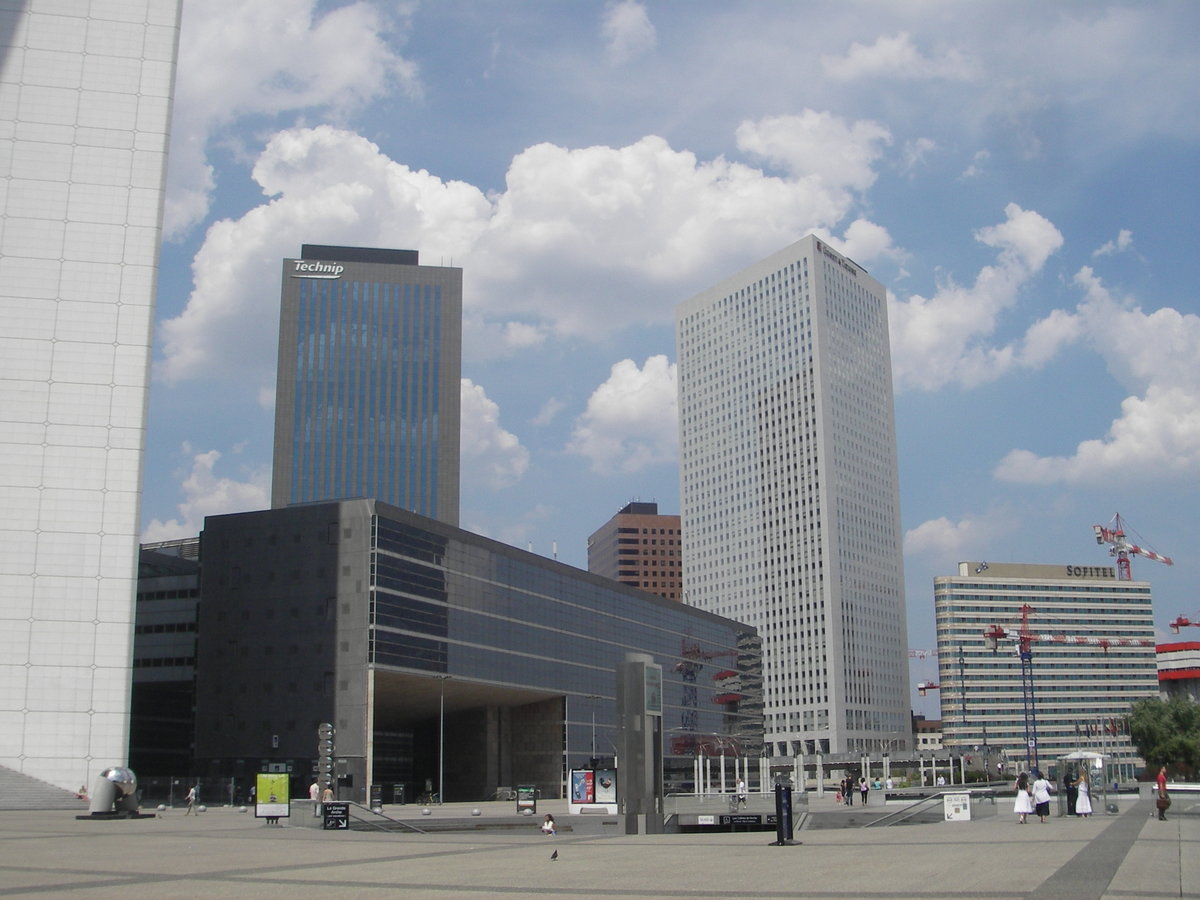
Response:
[141, 0, 1200, 718]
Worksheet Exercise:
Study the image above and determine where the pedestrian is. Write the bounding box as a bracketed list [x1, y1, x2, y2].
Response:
[859, 776, 868, 805]
[1013, 772, 1034, 824]
[542, 813, 556, 835]
[845, 776, 853, 806]
[310, 780, 321, 817]
[1031, 769, 1053, 823]
[184, 784, 197, 815]
[1064, 765, 1078, 816]
[1075, 769, 1092, 817]
[736, 778, 747, 807]
[885, 776, 893, 790]
[322, 784, 335, 804]
[1156, 766, 1170, 821]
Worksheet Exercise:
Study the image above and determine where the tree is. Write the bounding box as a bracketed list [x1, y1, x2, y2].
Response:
[1128, 696, 1200, 773]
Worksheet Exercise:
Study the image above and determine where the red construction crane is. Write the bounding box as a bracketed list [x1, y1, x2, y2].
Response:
[916, 681, 940, 696]
[1168, 615, 1200, 634]
[983, 604, 1155, 772]
[1093, 512, 1174, 581]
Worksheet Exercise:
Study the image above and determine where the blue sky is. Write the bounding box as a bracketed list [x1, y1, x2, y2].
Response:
[143, 1, 1200, 717]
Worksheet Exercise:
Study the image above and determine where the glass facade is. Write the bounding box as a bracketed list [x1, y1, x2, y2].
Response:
[272, 249, 461, 525]
[194, 501, 762, 801]
[370, 511, 763, 776]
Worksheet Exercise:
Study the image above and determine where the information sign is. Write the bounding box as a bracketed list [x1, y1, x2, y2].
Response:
[323, 802, 350, 830]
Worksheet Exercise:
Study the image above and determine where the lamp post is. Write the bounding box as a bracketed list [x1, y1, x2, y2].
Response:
[438, 674, 450, 805]
[585, 694, 602, 761]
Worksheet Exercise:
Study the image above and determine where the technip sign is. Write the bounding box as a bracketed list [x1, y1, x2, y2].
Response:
[291, 260, 344, 279]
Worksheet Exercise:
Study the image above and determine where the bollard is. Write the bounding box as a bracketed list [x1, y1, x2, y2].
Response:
[772, 782, 796, 846]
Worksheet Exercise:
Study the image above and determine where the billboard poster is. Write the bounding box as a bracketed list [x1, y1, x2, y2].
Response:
[570, 769, 594, 804]
[644, 664, 663, 716]
[594, 769, 617, 803]
[256, 773, 290, 820]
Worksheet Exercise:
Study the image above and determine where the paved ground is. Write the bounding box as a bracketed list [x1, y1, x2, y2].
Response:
[0, 793, 1196, 899]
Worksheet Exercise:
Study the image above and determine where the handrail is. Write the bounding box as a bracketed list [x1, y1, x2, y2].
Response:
[344, 800, 427, 834]
[863, 788, 996, 829]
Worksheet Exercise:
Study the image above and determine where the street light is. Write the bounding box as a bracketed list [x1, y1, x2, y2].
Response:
[437, 674, 450, 805]
[585, 694, 602, 761]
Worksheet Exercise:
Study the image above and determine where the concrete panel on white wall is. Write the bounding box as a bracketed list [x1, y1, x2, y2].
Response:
[0, 0, 181, 790]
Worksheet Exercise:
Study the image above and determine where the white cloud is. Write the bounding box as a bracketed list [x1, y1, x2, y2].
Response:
[164, 0, 419, 238]
[461, 379, 530, 490]
[888, 203, 1065, 391]
[141, 447, 269, 542]
[829, 218, 901, 267]
[899, 137, 937, 176]
[735, 110, 891, 193]
[960, 149, 990, 180]
[531, 397, 566, 427]
[568, 355, 677, 474]
[158, 117, 892, 391]
[994, 267, 1200, 484]
[601, 1, 657, 64]
[821, 31, 977, 82]
[975, 202, 1064, 273]
[904, 510, 1016, 562]
[1093, 229, 1134, 257]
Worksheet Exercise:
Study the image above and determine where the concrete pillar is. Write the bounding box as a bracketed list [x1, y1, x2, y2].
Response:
[616, 653, 663, 834]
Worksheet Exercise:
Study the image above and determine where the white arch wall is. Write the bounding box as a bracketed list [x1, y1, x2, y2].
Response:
[0, 0, 180, 790]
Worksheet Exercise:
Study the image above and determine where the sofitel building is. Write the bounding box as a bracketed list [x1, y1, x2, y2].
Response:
[934, 561, 1157, 779]
[675, 236, 910, 758]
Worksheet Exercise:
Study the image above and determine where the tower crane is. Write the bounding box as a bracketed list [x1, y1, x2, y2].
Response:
[1093, 512, 1174, 581]
[1168, 615, 1200, 634]
[983, 604, 1154, 772]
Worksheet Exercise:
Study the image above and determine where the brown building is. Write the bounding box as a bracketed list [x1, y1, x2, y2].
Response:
[587, 501, 682, 601]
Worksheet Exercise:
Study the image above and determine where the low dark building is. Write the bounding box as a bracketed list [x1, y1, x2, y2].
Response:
[130, 541, 200, 776]
[193, 500, 762, 803]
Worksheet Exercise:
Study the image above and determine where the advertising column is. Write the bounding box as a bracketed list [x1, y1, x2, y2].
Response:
[616, 652, 664, 834]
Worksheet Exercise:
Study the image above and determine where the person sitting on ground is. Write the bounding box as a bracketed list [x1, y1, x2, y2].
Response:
[542, 813, 556, 835]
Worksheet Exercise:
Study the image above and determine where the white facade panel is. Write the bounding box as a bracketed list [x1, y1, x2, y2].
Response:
[676, 235, 910, 756]
[0, 0, 181, 791]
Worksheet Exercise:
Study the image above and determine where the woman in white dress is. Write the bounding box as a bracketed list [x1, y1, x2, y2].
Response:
[1031, 769, 1053, 822]
[1075, 770, 1093, 817]
[1014, 771, 1034, 823]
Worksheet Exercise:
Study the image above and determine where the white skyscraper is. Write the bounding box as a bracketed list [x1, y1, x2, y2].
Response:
[0, 1, 181, 791]
[676, 235, 910, 756]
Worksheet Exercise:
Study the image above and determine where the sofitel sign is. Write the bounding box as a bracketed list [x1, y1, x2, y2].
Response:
[1064, 566, 1116, 579]
[291, 260, 344, 279]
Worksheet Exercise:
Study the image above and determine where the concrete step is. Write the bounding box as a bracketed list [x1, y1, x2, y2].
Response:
[0, 764, 89, 811]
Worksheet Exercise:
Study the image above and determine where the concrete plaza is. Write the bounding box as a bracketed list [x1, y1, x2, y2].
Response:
[0, 793, 1195, 899]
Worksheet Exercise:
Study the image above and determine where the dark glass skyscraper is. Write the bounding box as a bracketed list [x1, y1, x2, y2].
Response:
[272, 246, 461, 524]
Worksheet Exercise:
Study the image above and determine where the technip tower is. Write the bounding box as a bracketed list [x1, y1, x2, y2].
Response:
[676, 235, 910, 758]
[0, 0, 181, 792]
[272, 245, 461, 524]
